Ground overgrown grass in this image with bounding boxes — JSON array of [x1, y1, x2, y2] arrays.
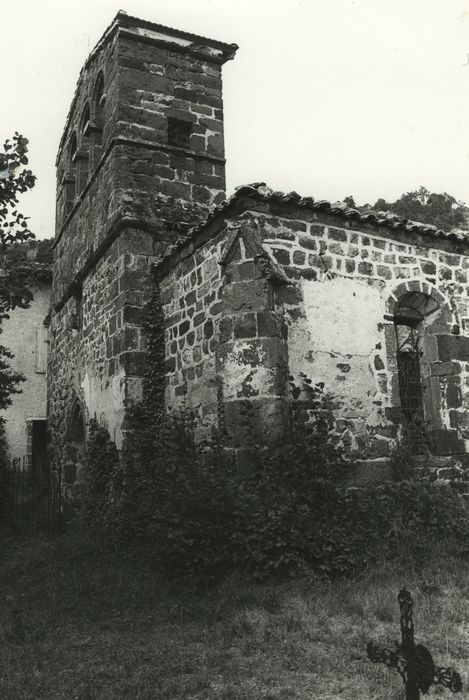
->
[[1, 531, 468, 699]]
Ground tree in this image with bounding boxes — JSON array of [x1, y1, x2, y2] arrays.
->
[[0, 134, 37, 418], [0, 133, 36, 318], [343, 195, 357, 208], [343, 186, 467, 232], [0, 342, 24, 411]]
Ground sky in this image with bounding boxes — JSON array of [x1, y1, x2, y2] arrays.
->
[[2, 0, 469, 240]]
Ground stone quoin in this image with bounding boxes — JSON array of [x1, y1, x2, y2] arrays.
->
[[47, 11, 469, 479]]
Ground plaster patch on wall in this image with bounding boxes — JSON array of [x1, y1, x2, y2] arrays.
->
[[221, 341, 269, 400], [301, 277, 384, 356], [81, 368, 126, 448], [288, 277, 385, 421]]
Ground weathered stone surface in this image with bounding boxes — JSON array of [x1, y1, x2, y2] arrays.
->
[[430, 361, 460, 376], [446, 382, 462, 409], [437, 335, 469, 362], [233, 314, 257, 338], [222, 280, 272, 313], [428, 429, 465, 455], [49, 13, 233, 457]]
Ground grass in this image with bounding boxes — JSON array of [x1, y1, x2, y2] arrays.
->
[[1, 531, 469, 699]]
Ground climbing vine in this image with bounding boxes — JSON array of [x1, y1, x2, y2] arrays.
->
[[139, 278, 166, 433]]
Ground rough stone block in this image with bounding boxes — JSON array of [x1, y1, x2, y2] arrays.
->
[[328, 228, 347, 242], [441, 253, 460, 266], [358, 261, 373, 276], [233, 313, 257, 338], [122, 305, 143, 325], [439, 267, 453, 281], [430, 361, 460, 377], [223, 279, 272, 313], [377, 265, 392, 279], [257, 310, 285, 338], [428, 429, 465, 456], [272, 248, 290, 266], [292, 250, 306, 265], [276, 284, 302, 306], [237, 260, 260, 280], [121, 350, 148, 376], [178, 320, 190, 336], [219, 316, 233, 343], [118, 270, 148, 294], [259, 337, 288, 369], [384, 324, 397, 357], [193, 312, 205, 327], [437, 335, 469, 362], [446, 382, 462, 408], [207, 133, 224, 157]]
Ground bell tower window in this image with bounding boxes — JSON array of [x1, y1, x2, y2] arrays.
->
[[167, 117, 192, 149]]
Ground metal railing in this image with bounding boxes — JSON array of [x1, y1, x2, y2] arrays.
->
[[6, 459, 64, 536]]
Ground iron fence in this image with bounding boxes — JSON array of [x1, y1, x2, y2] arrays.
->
[[6, 459, 64, 536]]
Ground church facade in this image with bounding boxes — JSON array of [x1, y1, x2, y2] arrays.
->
[[48, 12, 469, 477]]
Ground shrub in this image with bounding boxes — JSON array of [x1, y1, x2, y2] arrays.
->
[[79, 418, 119, 531], [79, 381, 469, 581]]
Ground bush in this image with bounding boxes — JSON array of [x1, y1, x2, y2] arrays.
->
[[79, 382, 469, 581], [79, 418, 119, 531]]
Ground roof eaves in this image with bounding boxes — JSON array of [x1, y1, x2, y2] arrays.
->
[[153, 182, 469, 276]]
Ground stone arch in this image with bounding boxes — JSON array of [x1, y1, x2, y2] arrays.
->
[[64, 396, 86, 485], [80, 102, 91, 134], [68, 397, 85, 445], [385, 279, 449, 319], [89, 72, 105, 164], [68, 131, 78, 167], [93, 71, 105, 120], [62, 131, 78, 217], [76, 103, 91, 192]]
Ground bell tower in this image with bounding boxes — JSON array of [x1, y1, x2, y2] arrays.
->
[[48, 13, 237, 461]]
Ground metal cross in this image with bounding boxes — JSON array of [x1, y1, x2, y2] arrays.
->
[[367, 589, 462, 699]]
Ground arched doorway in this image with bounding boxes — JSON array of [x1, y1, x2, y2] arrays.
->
[[393, 291, 441, 450], [69, 400, 85, 447], [64, 399, 86, 484]]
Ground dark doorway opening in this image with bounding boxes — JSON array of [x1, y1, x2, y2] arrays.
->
[[31, 420, 47, 474]]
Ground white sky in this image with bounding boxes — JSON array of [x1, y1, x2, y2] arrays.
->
[[2, 0, 469, 239]]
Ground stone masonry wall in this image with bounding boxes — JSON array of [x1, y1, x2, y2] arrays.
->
[[239, 206, 469, 461], [156, 201, 469, 465], [48, 228, 155, 465], [157, 220, 290, 455], [157, 230, 226, 442], [53, 18, 231, 307]]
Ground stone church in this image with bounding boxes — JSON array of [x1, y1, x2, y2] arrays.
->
[[48, 11, 469, 475]]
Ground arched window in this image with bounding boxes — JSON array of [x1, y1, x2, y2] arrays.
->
[[69, 132, 77, 165], [64, 398, 86, 485], [76, 103, 91, 191], [81, 103, 91, 135], [69, 399, 85, 447], [63, 132, 77, 216], [89, 72, 105, 164], [92, 73, 106, 130], [393, 291, 441, 450]]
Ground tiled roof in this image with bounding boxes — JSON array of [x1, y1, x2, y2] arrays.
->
[[157, 182, 469, 267]]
